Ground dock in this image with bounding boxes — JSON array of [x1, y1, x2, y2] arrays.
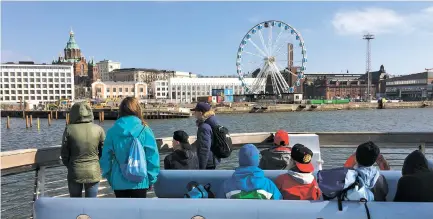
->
[[0, 108, 192, 120]]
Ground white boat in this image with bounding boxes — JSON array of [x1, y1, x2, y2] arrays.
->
[[32, 133, 433, 219]]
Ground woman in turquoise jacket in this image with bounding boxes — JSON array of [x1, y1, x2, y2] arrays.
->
[[100, 97, 160, 198]]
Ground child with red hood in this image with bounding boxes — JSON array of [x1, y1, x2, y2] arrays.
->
[[259, 130, 292, 170], [274, 143, 321, 200]]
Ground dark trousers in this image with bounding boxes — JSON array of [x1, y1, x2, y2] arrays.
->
[[114, 189, 148, 198], [68, 181, 99, 198]]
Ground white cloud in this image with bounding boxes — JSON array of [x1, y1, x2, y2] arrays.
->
[[1, 50, 34, 63], [332, 6, 433, 36]]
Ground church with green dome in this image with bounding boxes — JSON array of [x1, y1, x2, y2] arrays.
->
[[53, 29, 99, 87]]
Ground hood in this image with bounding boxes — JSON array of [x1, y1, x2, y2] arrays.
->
[[231, 166, 267, 192], [286, 170, 315, 184], [402, 150, 430, 175], [356, 166, 380, 189], [173, 149, 195, 165], [69, 102, 94, 124], [199, 111, 217, 125], [112, 116, 145, 138], [239, 144, 260, 167]]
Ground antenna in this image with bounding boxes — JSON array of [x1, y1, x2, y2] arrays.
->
[[363, 33, 375, 102]]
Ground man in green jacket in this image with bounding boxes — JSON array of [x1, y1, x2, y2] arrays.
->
[[61, 101, 105, 197]]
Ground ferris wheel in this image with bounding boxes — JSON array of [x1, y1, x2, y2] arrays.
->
[[236, 20, 307, 95]]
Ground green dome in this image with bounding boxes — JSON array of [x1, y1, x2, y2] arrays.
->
[[65, 30, 79, 50]]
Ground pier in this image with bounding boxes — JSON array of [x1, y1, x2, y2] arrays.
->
[[0, 108, 192, 120]]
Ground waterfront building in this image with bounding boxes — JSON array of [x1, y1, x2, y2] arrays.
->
[[151, 80, 169, 99], [52, 29, 97, 86], [299, 65, 388, 100], [0, 62, 74, 103], [166, 77, 257, 103], [385, 71, 433, 101], [97, 60, 121, 81], [91, 80, 147, 99]]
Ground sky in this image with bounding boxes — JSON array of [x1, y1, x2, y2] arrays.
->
[[1, 1, 433, 76]]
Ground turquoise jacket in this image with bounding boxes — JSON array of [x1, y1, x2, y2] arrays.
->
[[100, 116, 160, 190]]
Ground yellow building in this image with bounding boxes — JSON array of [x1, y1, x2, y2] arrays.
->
[[91, 80, 147, 99]]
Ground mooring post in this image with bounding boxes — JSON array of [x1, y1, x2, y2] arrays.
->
[[30, 115, 33, 127], [48, 114, 51, 126], [26, 115, 29, 129], [6, 116, 11, 129], [37, 118, 40, 130]]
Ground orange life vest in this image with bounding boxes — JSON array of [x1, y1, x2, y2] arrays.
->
[[275, 173, 321, 200], [344, 153, 390, 170]]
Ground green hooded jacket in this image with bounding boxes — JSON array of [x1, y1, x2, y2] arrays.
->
[[61, 102, 106, 183]]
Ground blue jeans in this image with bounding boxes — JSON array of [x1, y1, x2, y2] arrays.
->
[[68, 181, 99, 198]]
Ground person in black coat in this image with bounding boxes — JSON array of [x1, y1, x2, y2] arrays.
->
[[394, 150, 433, 202], [164, 130, 199, 170]]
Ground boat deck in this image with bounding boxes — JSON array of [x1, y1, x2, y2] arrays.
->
[[1, 132, 432, 219]]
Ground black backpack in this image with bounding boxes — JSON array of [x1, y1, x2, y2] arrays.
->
[[210, 125, 232, 158]]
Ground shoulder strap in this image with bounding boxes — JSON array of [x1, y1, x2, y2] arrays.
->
[[360, 198, 371, 219]]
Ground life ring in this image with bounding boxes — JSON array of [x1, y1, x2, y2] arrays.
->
[[344, 153, 390, 170]]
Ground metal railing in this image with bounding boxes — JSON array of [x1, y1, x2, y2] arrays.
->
[[1, 132, 433, 219]]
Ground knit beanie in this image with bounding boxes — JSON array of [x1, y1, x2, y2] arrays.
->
[[356, 141, 380, 167], [402, 150, 429, 175], [239, 144, 260, 167]]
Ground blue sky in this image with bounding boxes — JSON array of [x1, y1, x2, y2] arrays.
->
[[2, 1, 432, 76]]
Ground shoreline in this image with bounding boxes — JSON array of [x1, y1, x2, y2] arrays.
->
[[213, 101, 433, 114], [1, 101, 432, 119]]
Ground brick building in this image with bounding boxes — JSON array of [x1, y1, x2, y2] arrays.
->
[[300, 65, 388, 100]]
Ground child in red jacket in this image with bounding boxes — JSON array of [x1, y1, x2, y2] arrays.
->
[[274, 144, 321, 200]]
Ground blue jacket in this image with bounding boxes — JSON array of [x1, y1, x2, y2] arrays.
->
[[100, 116, 160, 190], [197, 115, 221, 169], [219, 166, 282, 200]]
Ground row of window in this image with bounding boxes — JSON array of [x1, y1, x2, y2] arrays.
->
[[2, 78, 72, 83], [170, 86, 244, 91], [2, 72, 72, 77], [386, 79, 427, 86], [1, 66, 71, 70], [1, 95, 73, 101], [1, 90, 72, 95], [97, 87, 145, 93], [1, 84, 72, 89]]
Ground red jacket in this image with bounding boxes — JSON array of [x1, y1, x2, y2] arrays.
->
[[275, 171, 321, 200]]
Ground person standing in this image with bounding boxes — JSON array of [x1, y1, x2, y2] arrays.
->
[[100, 97, 160, 198], [191, 102, 220, 170], [61, 102, 105, 198], [164, 130, 199, 170]]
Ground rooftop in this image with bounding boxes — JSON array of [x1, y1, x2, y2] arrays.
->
[[111, 68, 176, 73]]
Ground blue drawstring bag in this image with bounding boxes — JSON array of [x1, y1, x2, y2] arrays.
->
[[116, 128, 147, 183], [184, 181, 215, 198]]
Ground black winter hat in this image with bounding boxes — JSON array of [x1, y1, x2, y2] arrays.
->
[[356, 141, 380, 167], [173, 130, 189, 144], [402, 150, 429, 175]]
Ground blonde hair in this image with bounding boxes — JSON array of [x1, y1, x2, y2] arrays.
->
[[119, 97, 147, 125]]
